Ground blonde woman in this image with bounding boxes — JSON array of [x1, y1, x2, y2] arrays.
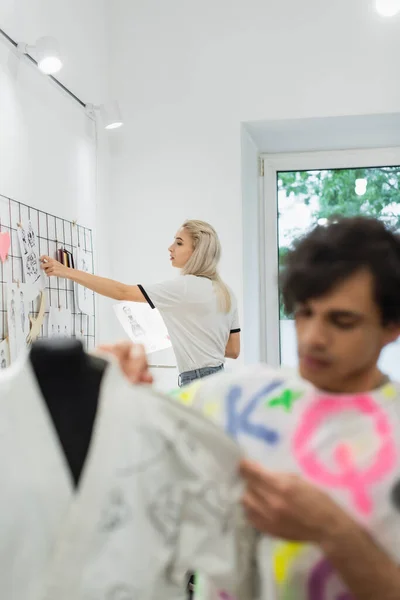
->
[[41, 220, 240, 386]]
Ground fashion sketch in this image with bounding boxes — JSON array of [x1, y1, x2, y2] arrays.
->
[[17, 221, 43, 288]]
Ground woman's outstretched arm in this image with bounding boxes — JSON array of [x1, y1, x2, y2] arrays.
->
[[40, 255, 146, 302]]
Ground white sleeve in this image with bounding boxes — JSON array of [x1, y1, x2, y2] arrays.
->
[[230, 307, 241, 333], [230, 294, 240, 333], [138, 278, 187, 311]]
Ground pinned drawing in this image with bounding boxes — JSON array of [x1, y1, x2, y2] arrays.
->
[[19, 224, 29, 255], [26, 291, 46, 345], [17, 221, 44, 289], [48, 307, 72, 339], [74, 248, 93, 315], [9, 287, 16, 341], [114, 301, 171, 354], [19, 290, 25, 332], [6, 283, 40, 362], [0, 338, 10, 369]]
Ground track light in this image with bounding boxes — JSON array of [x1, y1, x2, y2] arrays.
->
[[375, 0, 400, 16], [86, 101, 124, 130], [17, 36, 63, 75], [100, 102, 124, 130]]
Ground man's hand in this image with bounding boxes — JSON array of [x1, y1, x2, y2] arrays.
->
[[96, 341, 153, 385], [240, 459, 352, 544], [241, 460, 400, 600]]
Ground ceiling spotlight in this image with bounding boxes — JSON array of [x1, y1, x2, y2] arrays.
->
[[17, 36, 63, 75], [375, 0, 400, 17], [86, 101, 124, 130], [100, 102, 123, 130]]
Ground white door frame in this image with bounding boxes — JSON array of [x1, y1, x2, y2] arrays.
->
[[259, 146, 400, 367]]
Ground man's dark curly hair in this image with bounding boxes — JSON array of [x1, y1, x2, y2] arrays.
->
[[280, 216, 400, 325]]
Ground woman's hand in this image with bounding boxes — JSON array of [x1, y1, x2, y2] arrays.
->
[[41, 255, 71, 279], [96, 341, 153, 385]]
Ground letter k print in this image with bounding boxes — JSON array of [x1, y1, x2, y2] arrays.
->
[[226, 381, 283, 446]]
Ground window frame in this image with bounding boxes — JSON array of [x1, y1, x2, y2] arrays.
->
[[259, 147, 400, 366]]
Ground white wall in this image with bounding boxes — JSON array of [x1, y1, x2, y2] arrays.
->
[[241, 127, 260, 365], [0, 0, 114, 343], [108, 0, 400, 382]]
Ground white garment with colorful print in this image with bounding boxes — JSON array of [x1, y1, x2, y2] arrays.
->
[[171, 364, 400, 600]]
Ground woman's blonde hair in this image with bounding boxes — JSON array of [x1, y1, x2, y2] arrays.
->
[[181, 219, 232, 313]]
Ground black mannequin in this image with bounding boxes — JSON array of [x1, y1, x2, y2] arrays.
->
[[29, 339, 108, 487], [391, 480, 400, 512]]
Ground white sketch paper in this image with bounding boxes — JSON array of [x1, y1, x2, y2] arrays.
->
[[114, 301, 172, 354], [0, 338, 10, 370], [74, 248, 93, 315], [6, 283, 40, 363], [48, 307, 72, 339], [17, 221, 44, 289]]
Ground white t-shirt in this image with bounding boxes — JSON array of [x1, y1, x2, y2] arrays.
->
[[172, 364, 400, 600], [139, 275, 240, 374]]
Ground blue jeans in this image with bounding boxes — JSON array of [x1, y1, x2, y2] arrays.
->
[[178, 364, 224, 387]]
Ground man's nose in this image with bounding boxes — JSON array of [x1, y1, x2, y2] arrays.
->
[[302, 319, 328, 348]]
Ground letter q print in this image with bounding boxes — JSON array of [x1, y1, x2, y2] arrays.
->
[[292, 394, 397, 516], [308, 558, 353, 600]]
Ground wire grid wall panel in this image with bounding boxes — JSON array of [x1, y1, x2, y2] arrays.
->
[[0, 193, 96, 351]]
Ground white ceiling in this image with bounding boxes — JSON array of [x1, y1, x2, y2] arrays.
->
[[244, 112, 400, 154]]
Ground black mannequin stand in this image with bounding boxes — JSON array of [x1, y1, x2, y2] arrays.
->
[[29, 339, 108, 487]]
